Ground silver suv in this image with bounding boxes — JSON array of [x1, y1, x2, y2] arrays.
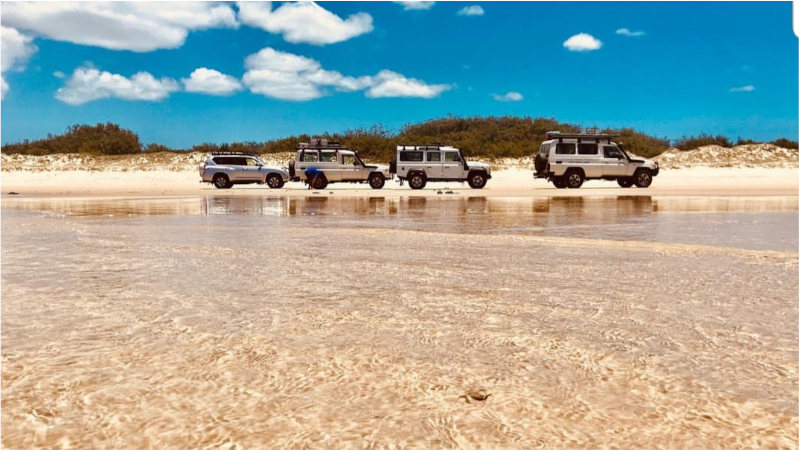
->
[[199, 153, 290, 189], [534, 132, 660, 188]]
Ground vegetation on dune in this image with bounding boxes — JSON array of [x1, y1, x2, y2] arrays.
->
[[2, 117, 797, 161]]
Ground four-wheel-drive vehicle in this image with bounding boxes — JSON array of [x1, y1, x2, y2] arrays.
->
[[288, 139, 392, 190], [389, 145, 492, 190], [199, 153, 290, 189], [533, 131, 659, 189]]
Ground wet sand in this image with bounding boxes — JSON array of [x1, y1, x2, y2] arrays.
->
[[1, 196, 798, 448]]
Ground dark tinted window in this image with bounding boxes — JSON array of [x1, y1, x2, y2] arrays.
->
[[444, 151, 461, 162], [603, 146, 623, 158], [555, 143, 576, 154], [427, 151, 441, 162], [578, 143, 598, 155], [212, 157, 229, 165], [400, 151, 423, 162]]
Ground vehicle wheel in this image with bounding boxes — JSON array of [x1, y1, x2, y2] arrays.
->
[[368, 173, 385, 189], [311, 174, 328, 190], [266, 173, 284, 189], [552, 177, 566, 189], [634, 169, 653, 188], [617, 177, 634, 188], [408, 173, 427, 190], [565, 170, 584, 189], [467, 171, 487, 189], [213, 173, 232, 189]]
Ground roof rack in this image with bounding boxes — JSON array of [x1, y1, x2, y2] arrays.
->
[[211, 151, 258, 156], [397, 143, 446, 150], [545, 131, 618, 143]]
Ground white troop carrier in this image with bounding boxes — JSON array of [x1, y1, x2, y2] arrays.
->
[[534, 131, 660, 189]]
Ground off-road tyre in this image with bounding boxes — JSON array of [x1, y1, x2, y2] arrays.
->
[[634, 169, 653, 188], [565, 170, 584, 189], [266, 173, 284, 189], [467, 171, 488, 189], [617, 177, 634, 188], [408, 173, 427, 190], [368, 173, 386, 189], [213, 173, 232, 189]]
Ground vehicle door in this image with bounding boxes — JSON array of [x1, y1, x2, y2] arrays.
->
[[340, 153, 360, 180], [227, 157, 249, 181], [319, 150, 341, 181], [577, 142, 601, 177], [601, 145, 628, 176], [442, 150, 465, 180], [297, 150, 319, 179], [425, 150, 443, 178], [244, 157, 264, 181], [398, 150, 424, 177]]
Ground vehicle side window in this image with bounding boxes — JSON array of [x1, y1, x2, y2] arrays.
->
[[578, 143, 598, 155], [427, 151, 441, 162], [232, 157, 248, 166], [555, 143, 576, 154], [400, 151, 423, 162], [603, 146, 623, 158], [302, 151, 319, 162], [342, 154, 355, 165], [321, 150, 337, 162], [212, 157, 227, 165], [444, 151, 461, 162], [246, 158, 260, 166]]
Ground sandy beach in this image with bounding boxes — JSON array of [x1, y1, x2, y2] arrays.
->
[[1, 167, 798, 198]]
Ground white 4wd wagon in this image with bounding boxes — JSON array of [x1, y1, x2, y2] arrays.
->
[[534, 132, 659, 189], [288, 139, 392, 190], [389, 145, 492, 190]]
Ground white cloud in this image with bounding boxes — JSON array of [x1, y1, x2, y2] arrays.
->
[[492, 91, 523, 102], [1, 2, 237, 52], [237, 1, 372, 45], [53, 70, 66, 79], [182, 68, 242, 95], [729, 85, 755, 93], [563, 33, 602, 51], [56, 67, 179, 105], [366, 70, 451, 98], [242, 47, 450, 101], [457, 5, 485, 16], [395, 1, 435, 10], [616, 28, 645, 37], [1, 26, 37, 98]]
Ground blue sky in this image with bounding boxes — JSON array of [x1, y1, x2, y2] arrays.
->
[[1, 1, 797, 148]]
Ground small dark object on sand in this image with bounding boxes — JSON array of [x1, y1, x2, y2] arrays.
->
[[461, 389, 492, 403], [8, 192, 19, 195], [437, 190, 443, 194]]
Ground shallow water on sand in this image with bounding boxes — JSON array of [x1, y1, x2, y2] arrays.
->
[[2, 195, 798, 448], [4, 195, 798, 251]]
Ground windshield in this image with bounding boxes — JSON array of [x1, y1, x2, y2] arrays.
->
[[353, 153, 366, 167], [616, 144, 632, 160]]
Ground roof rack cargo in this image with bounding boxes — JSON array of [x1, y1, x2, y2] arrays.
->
[[298, 138, 344, 149]]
